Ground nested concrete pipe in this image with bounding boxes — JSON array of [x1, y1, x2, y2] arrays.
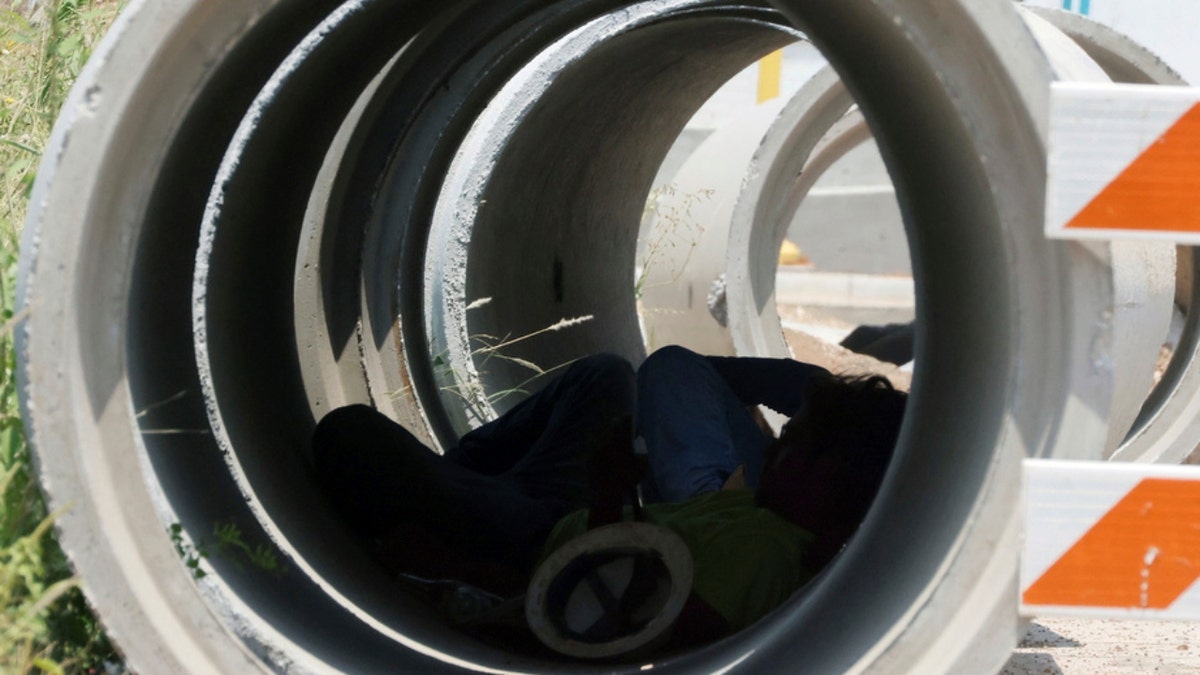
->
[[726, 9, 1175, 458], [420, 2, 798, 434], [1028, 8, 1200, 465], [645, 8, 1181, 460], [636, 97, 788, 357], [17, 0, 1127, 672], [1015, 6, 1176, 457]]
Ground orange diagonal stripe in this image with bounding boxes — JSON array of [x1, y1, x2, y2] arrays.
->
[[1066, 103, 1200, 233], [1023, 478, 1200, 609]]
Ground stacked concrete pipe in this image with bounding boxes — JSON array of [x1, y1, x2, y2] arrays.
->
[[14, 0, 1153, 672], [1026, 7, 1200, 465], [637, 96, 788, 357], [646, 7, 1187, 461]]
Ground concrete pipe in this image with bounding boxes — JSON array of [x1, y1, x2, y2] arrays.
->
[[636, 97, 788, 357], [635, 66, 901, 361], [635, 17, 1183, 461], [17, 0, 1122, 673], [721, 7, 1176, 458], [1027, 8, 1200, 465], [419, 2, 798, 435]]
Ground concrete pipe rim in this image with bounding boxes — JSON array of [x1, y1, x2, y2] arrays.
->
[[17, 0, 1111, 672], [422, 1, 801, 434], [723, 64, 864, 361]]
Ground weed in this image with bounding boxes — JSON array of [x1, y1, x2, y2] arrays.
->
[[634, 183, 714, 299], [0, 1, 124, 671], [170, 521, 289, 582], [213, 522, 286, 577], [169, 523, 208, 581], [412, 302, 595, 422]]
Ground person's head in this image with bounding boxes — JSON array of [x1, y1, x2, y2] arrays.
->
[[756, 373, 907, 566]]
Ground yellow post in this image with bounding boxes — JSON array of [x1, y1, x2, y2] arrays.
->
[[757, 49, 783, 104]]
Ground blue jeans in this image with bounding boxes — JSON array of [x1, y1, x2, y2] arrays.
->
[[313, 353, 636, 572], [637, 345, 827, 503], [314, 348, 824, 568]]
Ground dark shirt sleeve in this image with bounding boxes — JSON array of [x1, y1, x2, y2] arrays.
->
[[703, 356, 830, 417]]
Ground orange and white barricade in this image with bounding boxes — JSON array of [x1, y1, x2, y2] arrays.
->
[[1022, 459, 1200, 619], [1046, 81, 1200, 243], [1027, 80, 1200, 620]]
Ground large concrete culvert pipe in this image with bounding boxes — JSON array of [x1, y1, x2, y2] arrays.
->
[[649, 4, 1196, 466], [732, 6, 1179, 460], [16, 0, 1126, 672], [1026, 7, 1200, 465]]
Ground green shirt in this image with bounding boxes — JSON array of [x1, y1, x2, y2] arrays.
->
[[539, 489, 815, 632]]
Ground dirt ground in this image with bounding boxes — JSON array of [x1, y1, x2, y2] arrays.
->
[[777, 304, 912, 391]]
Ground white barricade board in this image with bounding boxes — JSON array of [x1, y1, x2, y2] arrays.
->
[[1046, 81, 1200, 243], [1022, 459, 1200, 620]]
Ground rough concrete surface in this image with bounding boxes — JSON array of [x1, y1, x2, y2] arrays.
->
[[1003, 619, 1200, 674]]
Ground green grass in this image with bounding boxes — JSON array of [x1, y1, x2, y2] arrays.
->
[[0, 1, 124, 672]]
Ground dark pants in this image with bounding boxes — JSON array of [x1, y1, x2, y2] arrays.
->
[[637, 346, 772, 501], [313, 353, 635, 572], [637, 345, 827, 502]]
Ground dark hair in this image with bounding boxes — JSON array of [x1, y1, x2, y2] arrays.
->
[[756, 373, 907, 565]]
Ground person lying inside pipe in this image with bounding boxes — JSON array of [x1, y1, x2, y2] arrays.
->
[[312, 346, 907, 650]]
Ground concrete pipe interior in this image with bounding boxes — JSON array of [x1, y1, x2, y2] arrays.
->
[[18, 0, 1112, 672], [635, 61, 916, 371], [776, 117, 913, 332], [725, 7, 1181, 460]]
